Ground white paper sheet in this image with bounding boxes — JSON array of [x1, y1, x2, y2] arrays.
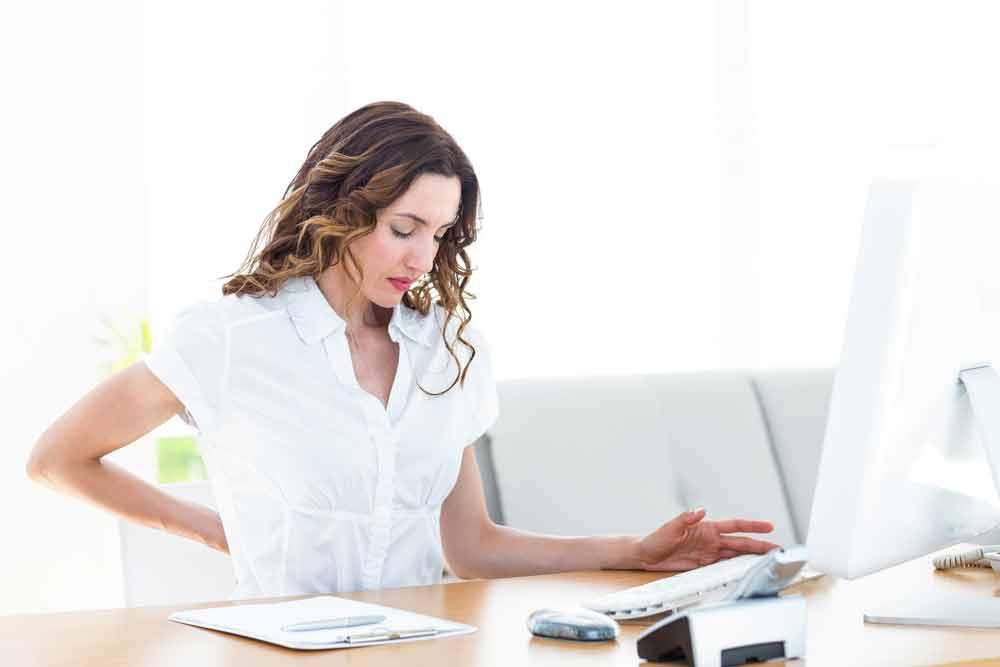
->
[[168, 595, 477, 650]]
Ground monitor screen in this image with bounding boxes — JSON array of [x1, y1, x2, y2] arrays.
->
[[807, 179, 1000, 579]]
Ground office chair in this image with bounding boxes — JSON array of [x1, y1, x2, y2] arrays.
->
[[117, 480, 236, 607]]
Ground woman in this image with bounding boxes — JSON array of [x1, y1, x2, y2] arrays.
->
[[27, 101, 778, 599]]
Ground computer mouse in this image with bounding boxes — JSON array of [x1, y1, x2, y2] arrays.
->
[[526, 606, 620, 641]]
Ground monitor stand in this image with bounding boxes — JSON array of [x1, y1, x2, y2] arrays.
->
[[864, 363, 1000, 628]]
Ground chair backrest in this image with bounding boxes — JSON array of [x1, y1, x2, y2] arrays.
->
[[486, 369, 835, 549], [748, 368, 835, 541], [118, 480, 236, 607]]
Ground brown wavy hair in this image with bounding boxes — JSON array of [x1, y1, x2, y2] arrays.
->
[[221, 101, 483, 396]]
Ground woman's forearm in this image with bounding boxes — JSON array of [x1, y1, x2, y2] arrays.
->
[[30, 458, 228, 553], [454, 523, 645, 579]]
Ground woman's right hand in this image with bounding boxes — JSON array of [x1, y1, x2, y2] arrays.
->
[[634, 508, 778, 571], [204, 513, 230, 555], [179, 498, 230, 555]]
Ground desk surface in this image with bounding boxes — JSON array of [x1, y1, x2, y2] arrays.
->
[[6, 550, 1000, 667]]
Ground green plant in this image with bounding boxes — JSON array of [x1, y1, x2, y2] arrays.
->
[[94, 312, 153, 375], [94, 310, 208, 483], [156, 436, 208, 483]]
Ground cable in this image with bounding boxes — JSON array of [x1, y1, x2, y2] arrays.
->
[[933, 545, 1000, 570]]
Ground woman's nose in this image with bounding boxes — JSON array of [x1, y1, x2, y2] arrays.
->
[[407, 237, 437, 274]]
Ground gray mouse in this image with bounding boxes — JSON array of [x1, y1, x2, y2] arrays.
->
[[527, 606, 620, 641]]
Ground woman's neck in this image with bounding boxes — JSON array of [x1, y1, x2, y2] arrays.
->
[[315, 267, 389, 334]]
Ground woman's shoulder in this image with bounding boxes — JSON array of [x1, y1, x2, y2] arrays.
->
[[170, 287, 289, 336]]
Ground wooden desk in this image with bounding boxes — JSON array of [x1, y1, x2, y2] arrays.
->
[[5, 550, 1000, 666]]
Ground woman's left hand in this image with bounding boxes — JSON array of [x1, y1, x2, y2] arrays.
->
[[634, 508, 779, 572]]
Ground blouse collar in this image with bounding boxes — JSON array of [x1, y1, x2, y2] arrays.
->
[[284, 275, 436, 347]]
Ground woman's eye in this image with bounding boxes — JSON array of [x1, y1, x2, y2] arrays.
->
[[392, 227, 445, 243]]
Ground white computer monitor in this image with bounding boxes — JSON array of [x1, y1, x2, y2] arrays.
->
[[807, 178, 1000, 585]]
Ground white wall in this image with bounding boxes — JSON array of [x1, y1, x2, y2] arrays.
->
[[8, 0, 1000, 616], [748, 0, 1000, 368], [2, 0, 145, 614]]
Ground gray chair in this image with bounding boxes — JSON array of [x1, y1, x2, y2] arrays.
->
[[485, 369, 834, 546]]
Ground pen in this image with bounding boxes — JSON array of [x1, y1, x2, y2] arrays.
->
[[282, 614, 387, 632], [345, 627, 439, 643]]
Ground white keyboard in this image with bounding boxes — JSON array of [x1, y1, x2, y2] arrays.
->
[[584, 554, 765, 620]]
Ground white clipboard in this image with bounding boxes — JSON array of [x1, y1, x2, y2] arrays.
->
[[168, 595, 477, 650]]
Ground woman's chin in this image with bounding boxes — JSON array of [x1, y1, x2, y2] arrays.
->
[[370, 291, 404, 310]]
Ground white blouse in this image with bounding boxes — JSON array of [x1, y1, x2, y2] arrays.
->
[[143, 275, 499, 600]]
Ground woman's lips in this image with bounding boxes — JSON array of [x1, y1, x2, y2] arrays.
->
[[387, 278, 412, 292]]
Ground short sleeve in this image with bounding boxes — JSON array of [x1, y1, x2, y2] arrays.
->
[[142, 300, 228, 433], [457, 329, 500, 446]]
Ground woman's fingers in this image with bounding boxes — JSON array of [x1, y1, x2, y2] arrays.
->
[[712, 519, 774, 534], [719, 535, 780, 554], [682, 508, 706, 524], [639, 509, 709, 564]]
